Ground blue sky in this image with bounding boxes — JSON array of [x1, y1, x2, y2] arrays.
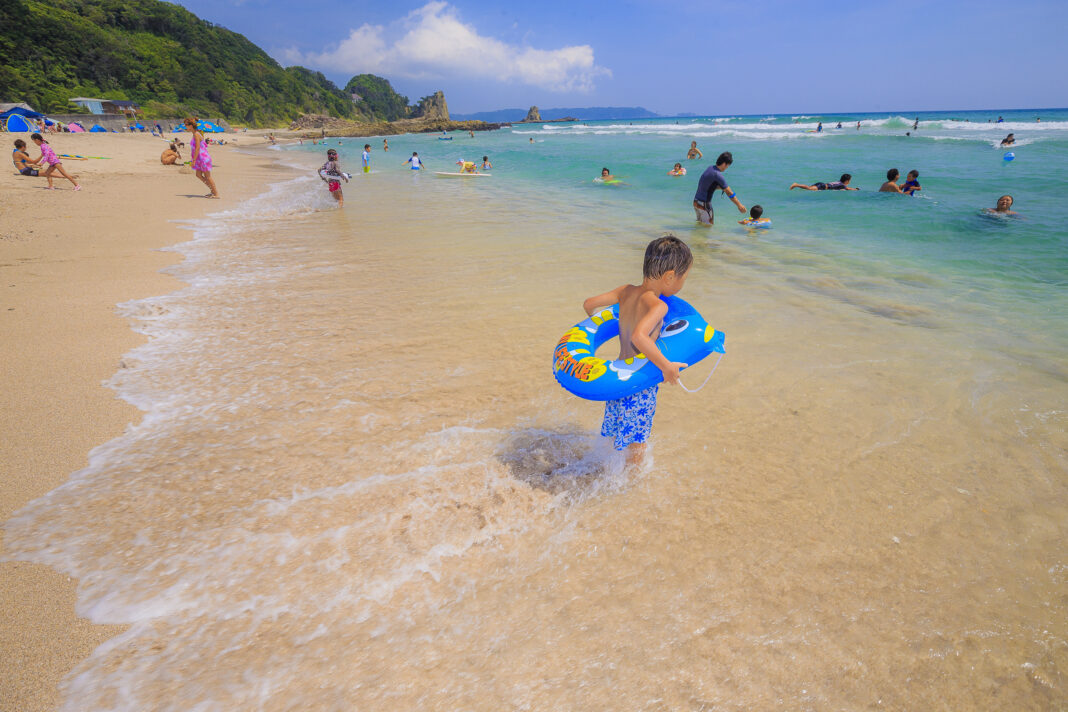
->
[[171, 0, 1066, 115]]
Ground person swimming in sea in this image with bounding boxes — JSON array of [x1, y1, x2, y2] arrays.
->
[[985, 194, 1018, 215], [1000, 133, 1015, 146], [901, 170, 921, 196], [668, 162, 686, 176], [686, 141, 703, 160], [597, 167, 623, 184], [738, 204, 771, 228], [789, 173, 859, 191], [879, 168, 904, 193]]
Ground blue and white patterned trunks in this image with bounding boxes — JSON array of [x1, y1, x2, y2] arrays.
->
[[601, 385, 659, 451]]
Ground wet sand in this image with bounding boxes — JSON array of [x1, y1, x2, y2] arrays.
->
[[0, 132, 292, 711]]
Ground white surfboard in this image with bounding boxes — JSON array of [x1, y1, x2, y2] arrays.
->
[[433, 172, 490, 178]]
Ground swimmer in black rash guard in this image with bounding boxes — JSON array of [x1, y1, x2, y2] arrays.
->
[[789, 173, 859, 191]]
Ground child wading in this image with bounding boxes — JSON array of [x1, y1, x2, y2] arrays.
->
[[582, 236, 693, 465], [319, 148, 349, 207], [30, 134, 79, 190]]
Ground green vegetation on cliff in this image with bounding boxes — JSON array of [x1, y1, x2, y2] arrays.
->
[[0, 0, 356, 125], [344, 74, 410, 122]]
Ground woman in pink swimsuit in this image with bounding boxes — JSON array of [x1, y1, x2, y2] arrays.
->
[[184, 117, 219, 198], [30, 133, 80, 190]]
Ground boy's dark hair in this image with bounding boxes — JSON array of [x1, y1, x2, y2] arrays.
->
[[643, 235, 693, 280], [750, 205, 763, 219], [482, 155, 488, 161], [412, 151, 418, 156], [907, 169, 919, 178], [31, 132, 43, 141], [364, 144, 370, 149], [602, 167, 610, 173], [14, 139, 26, 149], [887, 168, 899, 181], [327, 148, 337, 156], [715, 151, 733, 166], [840, 173, 851, 183]]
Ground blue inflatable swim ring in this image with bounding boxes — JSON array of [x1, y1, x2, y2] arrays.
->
[[1003, 152, 1015, 161], [553, 296, 725, 401]]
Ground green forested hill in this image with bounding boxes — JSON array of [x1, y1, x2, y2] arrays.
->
[[0, 0, 357, 125], [344, 74, 410, 122]]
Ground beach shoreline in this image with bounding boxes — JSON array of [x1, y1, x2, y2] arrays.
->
[[0, 132, 293, 711]]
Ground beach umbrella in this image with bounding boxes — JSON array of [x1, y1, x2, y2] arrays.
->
[[5, 114, 31, 132], [89, 125, 106, 132], [69, 122, 85, 133]]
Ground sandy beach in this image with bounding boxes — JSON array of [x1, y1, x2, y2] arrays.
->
[[0, 131, 291, 711]]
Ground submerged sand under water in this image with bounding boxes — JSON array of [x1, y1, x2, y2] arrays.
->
[[5, 165, 1066, 710]]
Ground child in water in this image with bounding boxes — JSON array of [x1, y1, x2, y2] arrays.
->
[[481, 155, 492, 170], [318, 148, 348, 207], [406, 152, 424, 170], [739, 204, 771, 228], [582, 236, 693, 465], [668, 162, 686, 176], [902, 170, 921, 196], [361, 144, 371, 173]]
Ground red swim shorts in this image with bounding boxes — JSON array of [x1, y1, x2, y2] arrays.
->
[[328, 180, 341, 192]]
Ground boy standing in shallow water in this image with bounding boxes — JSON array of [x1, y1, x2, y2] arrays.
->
[[582, 236, 693, 465], [319, 148, 348, 207]]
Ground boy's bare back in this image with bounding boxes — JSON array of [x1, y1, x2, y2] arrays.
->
[[615, 284, 666, 360]]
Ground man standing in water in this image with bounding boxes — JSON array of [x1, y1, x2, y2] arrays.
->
[[692, 151, 746, 225]]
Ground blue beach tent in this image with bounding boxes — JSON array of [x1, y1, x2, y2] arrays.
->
[[5, 114, 32, 132], [90, 124, 107, 132], [0, 106, 46, 122]]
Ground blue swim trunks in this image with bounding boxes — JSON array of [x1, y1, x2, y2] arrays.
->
[[601, 385, 659, 451]]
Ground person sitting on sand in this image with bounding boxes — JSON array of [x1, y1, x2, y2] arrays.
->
[[789, 173, 858, 191], [986, 194, 1018, 215], [12, 139, 41, 176], [161, 143, 181, 165], [668, 162, 686, 176], [686, 141, 703, 160], [1000, 133, 1015, 146], [901, 170, 921, 196], [30, 133, 79, 190], [879, 168, 904, 193]]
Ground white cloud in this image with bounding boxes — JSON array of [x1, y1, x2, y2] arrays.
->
[[282, 2, 610, 92]]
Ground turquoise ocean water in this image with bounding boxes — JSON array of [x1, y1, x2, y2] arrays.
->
[[314, 107, 1067, 365]]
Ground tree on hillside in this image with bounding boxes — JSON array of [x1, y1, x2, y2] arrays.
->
[[344, 74, 410, 121]]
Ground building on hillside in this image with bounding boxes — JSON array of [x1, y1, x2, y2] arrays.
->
[[70, 97, 142, 116], [0, 102, 35, 113]]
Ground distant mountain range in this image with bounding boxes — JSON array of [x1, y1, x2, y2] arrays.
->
[[451, 106, 662, 122]]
